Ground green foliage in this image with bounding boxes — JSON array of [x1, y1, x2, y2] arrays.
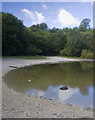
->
[[2, 12, 26, 56], [59, 49, 65, 56], [25, 44, 43, 55], [79, 18, 91, 31], [59, 49, 72, 56], [3, 56, 46, 60], [81, 49, 93, 59], [30, 23, 48, 31], [2, 12, 94, 58]]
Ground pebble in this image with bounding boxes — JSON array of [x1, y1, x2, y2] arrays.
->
[[28, 80, 32, 82], [56, 114, 62, 117], [49, 99, 52, 100], [4, 109, 7, 112], [73, 115, 77, 118], [19, 94, 22, 96], [54, 115, 57, 118], [11, 108, 14, 111], [37, 112, 40, 114], [52, 113, 57, 115], [24, 112, 28, 117]]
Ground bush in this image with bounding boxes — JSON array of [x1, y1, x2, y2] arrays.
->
[[81, 49, 93, 59], [26, 44, 43, 55], [59, 48, 73, 56], [59, 49, 66, 56]]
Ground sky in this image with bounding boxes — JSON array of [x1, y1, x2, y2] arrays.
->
[[2, 2, 93, 29]]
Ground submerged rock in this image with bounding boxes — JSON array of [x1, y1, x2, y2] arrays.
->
[[28, 80, 32, 82], [60, 86, 68, 90]]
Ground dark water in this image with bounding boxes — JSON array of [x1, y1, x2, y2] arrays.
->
[[4, 61, 94, 108]]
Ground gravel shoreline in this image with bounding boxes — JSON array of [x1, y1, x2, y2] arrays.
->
[[2, 57, 94, 118]]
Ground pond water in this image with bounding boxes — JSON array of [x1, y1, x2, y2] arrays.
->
[[4, 61, 94, 109]]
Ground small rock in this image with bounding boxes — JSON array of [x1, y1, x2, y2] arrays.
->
[[38, 104, 41, 106], [28, 80, 32, 82], [24, 112, 27, 116], [11, 108, 14, 111], [60, 86, 68, 90], [4, 109, 7, 112], [54, 116, 57, 118], [49, 99, 52, 100], [24, 112, 30, 117], [52, 113, 57, 115], [37, 112, 40, 114], [19, 93, 22, 96], [73, 115, 77, 118]]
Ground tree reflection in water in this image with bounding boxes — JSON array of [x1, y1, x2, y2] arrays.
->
[[4, 62, 93, 96]]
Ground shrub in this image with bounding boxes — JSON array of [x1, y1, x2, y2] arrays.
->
[[60, 49, 66, 56], [81, 49, 93, 59], [59, 48, 73, 56]]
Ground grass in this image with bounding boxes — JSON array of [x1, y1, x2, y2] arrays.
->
[[3, 56, 47, 60], [61, 56, 83, 59]]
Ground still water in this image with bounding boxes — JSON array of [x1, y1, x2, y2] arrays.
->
[[4, 62, 94, 108]]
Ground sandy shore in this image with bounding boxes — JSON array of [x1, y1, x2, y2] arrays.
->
[[2, 57, 94, 118]]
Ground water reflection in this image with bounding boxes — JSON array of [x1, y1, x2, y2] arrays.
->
[[25, 85, 77, 102], [4, 62, 93, 96], [3, 61, 94, 108]]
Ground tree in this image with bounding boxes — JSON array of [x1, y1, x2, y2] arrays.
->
[[2, 12, 26, 56], [39, 23, 48, 30], [2, 12, 93, 58], [30, 23, 48, 31], [79, 18, 91, 31]]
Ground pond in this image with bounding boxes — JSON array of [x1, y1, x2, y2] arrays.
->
[[3, 61, 94, 109]]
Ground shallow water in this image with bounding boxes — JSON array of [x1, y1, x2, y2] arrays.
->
[[4, 61, 94, 108]]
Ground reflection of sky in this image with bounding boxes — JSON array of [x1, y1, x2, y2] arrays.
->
[[25, 85, 93, 109], [65, 86, 93, 108], [58, 87, 78, 102]]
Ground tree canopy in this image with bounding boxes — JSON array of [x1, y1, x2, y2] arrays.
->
[[2, 12, 94, 58]]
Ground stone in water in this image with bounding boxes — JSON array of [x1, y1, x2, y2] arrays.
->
[[28, 80, 32, 82]]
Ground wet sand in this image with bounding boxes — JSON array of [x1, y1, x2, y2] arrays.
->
[[2, 57, 94, 118]]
